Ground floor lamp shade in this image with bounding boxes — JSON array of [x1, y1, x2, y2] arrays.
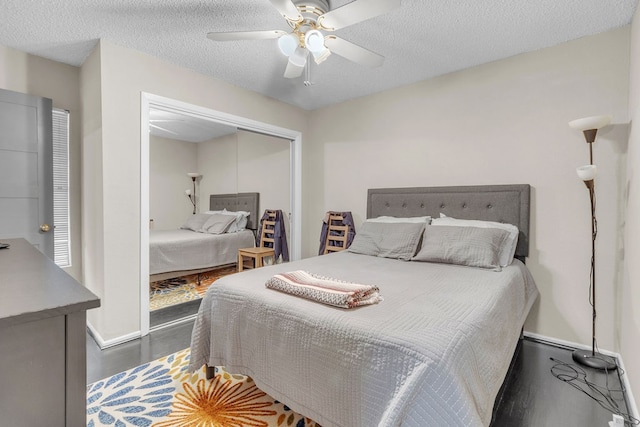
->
[[568, 115, 612, 132], [576, 164, 597, 182]]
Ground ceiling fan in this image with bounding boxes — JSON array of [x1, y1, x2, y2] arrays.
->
[[207, 0, 401, 79]]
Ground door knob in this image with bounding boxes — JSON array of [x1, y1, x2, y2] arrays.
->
[[40, 224, 51, 232]]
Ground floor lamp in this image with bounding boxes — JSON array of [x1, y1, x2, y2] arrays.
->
[[568, 115, 616, 371]]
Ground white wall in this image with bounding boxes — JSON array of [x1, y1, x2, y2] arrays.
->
[[148, 129, 291, 233], [622, 5, 640, 412], [236, 131, 291, 215], [197, 133, 238, 196], [305, 28, 630, 354], [0, 44, 83, 281], [149, 135, 197, 229], [83, 40, 307, 343], [197, 130, 291, 230], [80, 44, 106, 336]]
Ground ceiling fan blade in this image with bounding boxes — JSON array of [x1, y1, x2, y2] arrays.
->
[[284, 59, 305, 79], [318, 0, 401, 31], [324, 36, 384, 68], [268, 0, 303, 23], [207, 30, 286, 41]]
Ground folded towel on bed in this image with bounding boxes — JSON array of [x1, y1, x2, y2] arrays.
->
[[265, 270, 381, 308]]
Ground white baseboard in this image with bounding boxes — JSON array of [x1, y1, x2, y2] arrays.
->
[[86, 321, 141, 349], [148, 313, 197, 333], [524, 331, 619, 356], [524, 331, 639, 420]]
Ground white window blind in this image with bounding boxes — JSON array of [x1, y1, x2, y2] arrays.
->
[[52, 108, 71, 267]]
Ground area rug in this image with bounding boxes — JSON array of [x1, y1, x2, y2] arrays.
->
[[149, 266, 237, 311], [86, 348, 321, 427]]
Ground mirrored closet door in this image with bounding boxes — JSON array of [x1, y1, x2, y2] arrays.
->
[[145, 100, 294, 331]]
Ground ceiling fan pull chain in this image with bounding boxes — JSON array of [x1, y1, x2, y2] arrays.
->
[[304, 62, 313, 87]]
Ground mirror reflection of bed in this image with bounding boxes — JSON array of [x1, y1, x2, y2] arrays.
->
[[149, 193, 259, 327], [148, 112, 291, 328]]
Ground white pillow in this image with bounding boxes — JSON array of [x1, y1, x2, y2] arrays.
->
[[205, 209, 250, 233], [228, 209, 249, 231], [199, 213, 236, 234], [431, 214, 519, 267], [180, 213, 213, 232], [367, 215, 431, 224]]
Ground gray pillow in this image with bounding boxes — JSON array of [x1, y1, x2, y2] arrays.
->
[[180, 213, 212, 232], [412, 225, 511, 269], [347, 221, 425, 261], [200, 213, 236, 234]]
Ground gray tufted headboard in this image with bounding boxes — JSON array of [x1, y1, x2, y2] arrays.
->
[[367, 184, 531, 259], [209, 192, 260, 230]]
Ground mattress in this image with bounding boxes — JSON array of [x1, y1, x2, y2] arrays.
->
[[149, 229, 255, 275], [189, 251, 539, 427]]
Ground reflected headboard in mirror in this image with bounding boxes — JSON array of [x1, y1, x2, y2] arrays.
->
[[209, 192, 260, 230], [367, 184, 531, 260]]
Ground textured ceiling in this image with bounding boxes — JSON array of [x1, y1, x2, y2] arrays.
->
[[0, 0, 637, 110]]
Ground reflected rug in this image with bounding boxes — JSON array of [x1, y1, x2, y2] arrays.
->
[[86, 348, 321, 427], [149, 266, 237, 311]]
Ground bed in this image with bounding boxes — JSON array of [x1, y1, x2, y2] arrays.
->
[[149, 193, 259, 280], [189, 184, 539, 427]]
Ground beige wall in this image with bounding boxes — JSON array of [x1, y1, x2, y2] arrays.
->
[[149, 135, 197, 229], [0, 44, 83, 281], [236, 131, 291, 215], [198, 133, 238, 197], [150, 130, 291, 231], [622, 5, 640, 411], [197, 130, 291, 241], [306, 28, 630, 356], [79, 45, 105, 334], [149, 130, 291, 230], [198, 130, 291, 215], [85, 39, 307, 342]]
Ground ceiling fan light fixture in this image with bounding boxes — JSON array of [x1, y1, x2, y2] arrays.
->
[[278, 33, 299, 56], [312, 47, 331, 64], [290, 46, 308, 67], [304, 29, 325, 53]]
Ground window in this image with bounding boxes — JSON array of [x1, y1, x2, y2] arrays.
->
[[52, 109, 71, 267]]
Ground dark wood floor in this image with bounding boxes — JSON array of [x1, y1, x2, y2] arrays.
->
[[86, 321, 193, 384], [492, 338, 629, 426], [87, 324, 631, 426]]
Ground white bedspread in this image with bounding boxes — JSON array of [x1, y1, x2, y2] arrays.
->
[[149, 229, 255, 275], [189, 251, 538, 427]]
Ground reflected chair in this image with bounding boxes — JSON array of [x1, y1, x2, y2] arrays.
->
[[237, 210, 276, 271]]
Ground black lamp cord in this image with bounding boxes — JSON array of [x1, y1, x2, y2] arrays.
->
[[550, 356, 639, 425]]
